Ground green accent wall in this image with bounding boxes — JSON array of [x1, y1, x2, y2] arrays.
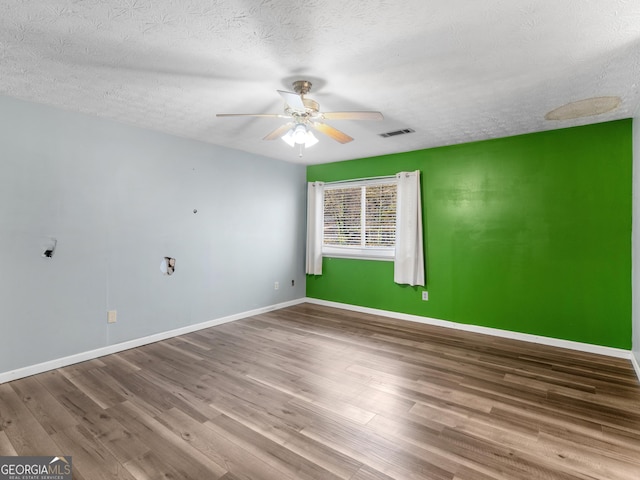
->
[[307, 120, 632, 349]]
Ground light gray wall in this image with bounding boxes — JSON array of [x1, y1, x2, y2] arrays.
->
[[0, 96, 306, 373], [633, 118, 640, 372]]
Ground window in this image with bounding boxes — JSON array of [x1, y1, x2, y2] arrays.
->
[[322, 178, 397, 260]]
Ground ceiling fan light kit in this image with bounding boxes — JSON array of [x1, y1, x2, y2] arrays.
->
[[217, 80, 383, 154], [282, 124, 318, 148]]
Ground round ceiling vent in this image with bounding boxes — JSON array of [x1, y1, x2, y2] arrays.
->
[[545, 96, 621, 121]]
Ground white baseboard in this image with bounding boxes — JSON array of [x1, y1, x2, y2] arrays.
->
[[0, 298, 306, 385], [632, 352, 640, 382], [5, 297, 638, 385], [305, 298, 635, 362]]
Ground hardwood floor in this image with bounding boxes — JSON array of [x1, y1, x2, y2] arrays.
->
[[1, 303, 640, 479]]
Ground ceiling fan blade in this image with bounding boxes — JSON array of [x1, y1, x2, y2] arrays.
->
[[322, 111, 384, 121], [216, 113, 286, 118], [263, 123, 294, 140], [277, 90, 305, 111], [311, 123, 354, 144]]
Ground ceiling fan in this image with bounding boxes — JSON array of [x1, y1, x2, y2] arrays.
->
[[216, 80, 383, 150]]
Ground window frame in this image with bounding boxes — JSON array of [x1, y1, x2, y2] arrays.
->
[[322, 177, 397, 261]]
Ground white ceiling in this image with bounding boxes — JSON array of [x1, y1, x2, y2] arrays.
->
[[1, 1, 639, 165]]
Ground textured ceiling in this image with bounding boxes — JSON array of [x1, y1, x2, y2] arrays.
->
[[1, 1, 639, 164]]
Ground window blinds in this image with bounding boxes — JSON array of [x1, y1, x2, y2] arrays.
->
[[323, 182, 397, 248]]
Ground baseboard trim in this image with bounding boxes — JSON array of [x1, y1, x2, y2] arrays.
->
[[5, 297, 637, 385], [631, 352, 640, 382], [305, 298, 635, 362], [0, 298, 306, 385]]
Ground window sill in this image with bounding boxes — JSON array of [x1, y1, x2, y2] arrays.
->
[[322, 247, 394, 262]]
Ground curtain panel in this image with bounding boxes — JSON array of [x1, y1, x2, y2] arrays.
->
[[394, 170, 425, 286], [305, 181, 324, 275]]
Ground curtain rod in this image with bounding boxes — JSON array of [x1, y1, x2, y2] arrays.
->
[[324, 174, 396, 185]]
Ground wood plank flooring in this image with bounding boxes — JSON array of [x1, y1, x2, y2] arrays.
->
[[1, 303, 640, 479]]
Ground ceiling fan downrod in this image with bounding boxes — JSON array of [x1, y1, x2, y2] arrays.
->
[[292, 80, 312, 96]]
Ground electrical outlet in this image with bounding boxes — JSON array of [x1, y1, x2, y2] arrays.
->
[[274, 281, 279, 290], [421, 291, 429, 301], [291, 279, 295, 287], [107, 310, 117, 324]]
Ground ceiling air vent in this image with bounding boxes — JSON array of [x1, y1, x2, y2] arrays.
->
[[379, 128, 415, 138]]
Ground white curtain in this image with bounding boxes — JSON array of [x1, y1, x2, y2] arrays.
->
[[306, 181, 324, 275], [394, 171, 425, 286]]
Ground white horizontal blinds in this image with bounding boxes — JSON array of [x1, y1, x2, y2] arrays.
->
[[323, 186, 362, 246], [365, 183, 396, 247], [323, 179, 397, 251]]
